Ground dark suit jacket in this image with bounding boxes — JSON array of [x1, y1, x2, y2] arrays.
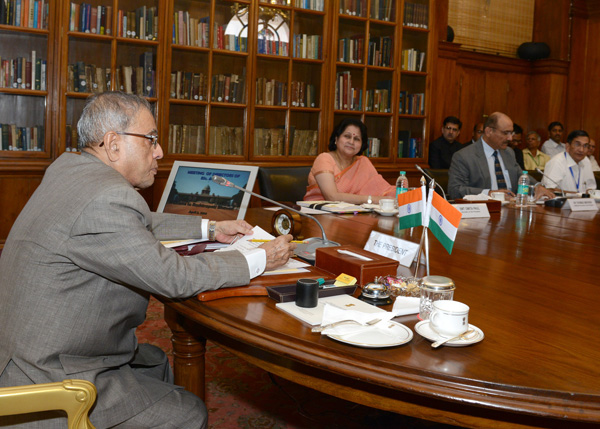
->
[[428, 136, 462, 169], [0, 152, 250, 427], [448, 139, 534, 199]]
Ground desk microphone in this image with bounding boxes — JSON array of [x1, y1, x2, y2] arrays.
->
[[211, 175, 339, 262], [535, 168, 567, 207], [415, 164, 447, 200]]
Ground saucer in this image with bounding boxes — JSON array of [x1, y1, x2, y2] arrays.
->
[[327, 320, 413, 348], [374, 208, 398, 216], [415, 320, 484, 347]]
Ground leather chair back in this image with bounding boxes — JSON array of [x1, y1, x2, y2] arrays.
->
[[258, 166, 311, 204]]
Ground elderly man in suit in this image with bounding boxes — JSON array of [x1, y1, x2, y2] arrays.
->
[[0, 91, 295, 428], [448, 112, 554, 201]]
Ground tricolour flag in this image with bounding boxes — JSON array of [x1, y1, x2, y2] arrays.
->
[[428, 192, 462, 254], [397, 188, 423, 229]]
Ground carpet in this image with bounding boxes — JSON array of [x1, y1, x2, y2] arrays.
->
[[137, 297, 462, 429]]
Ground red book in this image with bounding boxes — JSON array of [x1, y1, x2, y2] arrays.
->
[[105, 6, 112, 35], [90, 6, 97, 33]]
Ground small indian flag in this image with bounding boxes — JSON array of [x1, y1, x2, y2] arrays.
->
[[428, 192, 462, 254], [397, 188, 423, 229]]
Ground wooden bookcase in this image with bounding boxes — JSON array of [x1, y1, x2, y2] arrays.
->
[[1, 0, 433, 170], [0, 1, 56, 159]]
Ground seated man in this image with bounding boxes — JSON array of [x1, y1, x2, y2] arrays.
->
[[523, 131, 551, 171], [0, 91, 295, 429], [428, 116, 463, 169], [509, 123, 525, 170], [587, 138, 600, 172], [541, 121, 566, 158], [448, 112, 554, 201], [543, 130, 597, 193]]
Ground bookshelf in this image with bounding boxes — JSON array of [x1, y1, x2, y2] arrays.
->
[[1, 0, 433, 171], [0, 1, 55, 157], [330, 0, 432, 163]]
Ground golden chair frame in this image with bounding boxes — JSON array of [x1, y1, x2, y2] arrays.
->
[[0, 379, 96, 429]]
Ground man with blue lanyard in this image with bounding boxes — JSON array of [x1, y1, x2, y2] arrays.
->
[[543, 130, 597, 193]]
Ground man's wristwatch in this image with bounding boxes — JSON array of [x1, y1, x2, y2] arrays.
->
[[367, 195, 372, 204], [208, 221, 217, 241]]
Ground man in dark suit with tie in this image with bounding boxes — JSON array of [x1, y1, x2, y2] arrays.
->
[[0, 91, 295, 428], [448, 112, 554, 200]]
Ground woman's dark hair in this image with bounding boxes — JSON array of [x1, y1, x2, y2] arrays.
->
[[328, 118, 369, 153]]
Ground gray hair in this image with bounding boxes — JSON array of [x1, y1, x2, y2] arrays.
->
[[77, 91, 153, 149], [526, 131, 540, 141]]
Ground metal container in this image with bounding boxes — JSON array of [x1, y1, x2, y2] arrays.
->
[[419, 275, 455, 320]]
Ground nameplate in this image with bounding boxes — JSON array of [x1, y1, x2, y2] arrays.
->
[[562, 198, 599, 211], [364, 231, 419, 267], [453, 203, 490, 218]]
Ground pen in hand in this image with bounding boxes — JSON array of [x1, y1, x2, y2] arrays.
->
[[249, 239, 307, 243]]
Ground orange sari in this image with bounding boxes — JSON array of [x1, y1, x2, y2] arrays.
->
[[304, 152, 395, 201]]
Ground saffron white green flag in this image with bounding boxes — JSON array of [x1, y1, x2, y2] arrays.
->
[[428, 192, 462, 254], [397, 188, 423, 229]]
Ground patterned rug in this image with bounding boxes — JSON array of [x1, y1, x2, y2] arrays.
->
[[137, 297, 461, 429]]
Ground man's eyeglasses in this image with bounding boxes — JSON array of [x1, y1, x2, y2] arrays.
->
[[491, 128, 515, 137], [116, 131, 159, 147]]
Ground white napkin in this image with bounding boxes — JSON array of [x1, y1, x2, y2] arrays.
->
[[319, 297, 420, 336], [391, 297, 420, 316]]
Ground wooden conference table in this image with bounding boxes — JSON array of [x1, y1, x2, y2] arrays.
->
[[162, 204, 600, 428]]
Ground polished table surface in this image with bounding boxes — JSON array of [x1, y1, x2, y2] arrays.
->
[[163, 204, 600, 429]]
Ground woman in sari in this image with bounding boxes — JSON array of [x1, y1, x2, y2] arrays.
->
[[304, 118, 395, 203]]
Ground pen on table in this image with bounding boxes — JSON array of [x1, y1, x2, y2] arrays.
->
[[248, 239, 307, 243]]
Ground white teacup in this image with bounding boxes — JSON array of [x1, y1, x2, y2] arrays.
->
[[489, 191, 505, 202], [379, 198, 395, 211], [429, 300, 469, 337]]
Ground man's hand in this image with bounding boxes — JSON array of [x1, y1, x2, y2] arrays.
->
[[260, 235, 297, 271], [214, 220, 254, 243], [534, 185, 556, 201]]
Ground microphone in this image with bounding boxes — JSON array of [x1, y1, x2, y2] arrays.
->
[[535, 168, 565, 197], [415, 164, 447, 200], [211, 175, 339, 262]]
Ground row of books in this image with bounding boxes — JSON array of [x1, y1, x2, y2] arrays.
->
[[67, 52, 154, 96], [168, 124, 205, 154], [116, 7, 158, 40], [256, 78, 287, 107], [399, 91, 425, 115], [290, 129, 318, 156], [66, 63, 109, 93], [173, 11, 208, 47], [169, 70, 207, 101], [294, 0, 324, 11], [211, 72, 246, 104], [339, 0, 367, 16], [68, 3, 112, 35], [397, 133, 421, 158], [0, 0, 49, 29], [366, 137, 381, 157], [213, 25, 248, 52], [365, 88, 389, 112], [209, 125, 243, 155], [401, 48, 426, 72], [292, 34, 322, 60], [370, 0, 393, 21], [335, 71, 362, 111], [367, 36, 393, 67], [0, 123, 44, 151], [1, 51, 47, 91], [257, 36, 289, 56], [290, 80, 316, 108], [404, 2, 428, 28], [254, 127, 285, 156], [338, 35, 364, 64]]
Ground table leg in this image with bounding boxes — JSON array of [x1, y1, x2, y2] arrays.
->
[[164, 304, 207, 400]]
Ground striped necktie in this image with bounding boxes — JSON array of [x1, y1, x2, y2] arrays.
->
[[493, 151, 507, 189]]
